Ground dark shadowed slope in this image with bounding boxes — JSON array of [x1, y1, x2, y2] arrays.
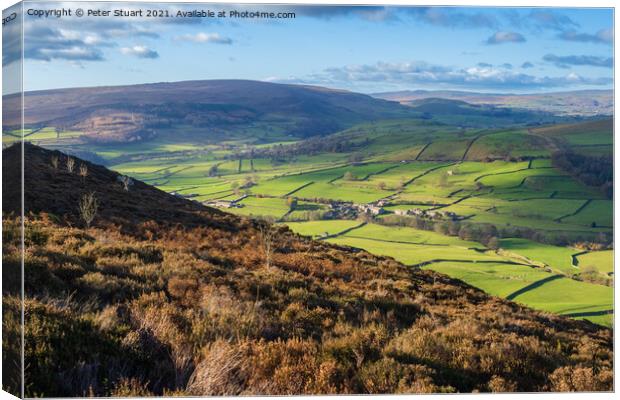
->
[[2, 143, 613, 397], [3, 142, 237, 230]]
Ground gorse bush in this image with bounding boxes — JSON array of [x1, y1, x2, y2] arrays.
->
[[3, 213, 613, 396]]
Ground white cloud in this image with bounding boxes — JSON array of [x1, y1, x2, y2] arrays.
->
[[279, 60, 612, 90], [486, 31, 526, 45], [175, 33, 233, 45], [120, 45, 159, 59]]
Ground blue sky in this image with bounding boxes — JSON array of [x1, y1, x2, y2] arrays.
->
[[2, 2, 614, 94]]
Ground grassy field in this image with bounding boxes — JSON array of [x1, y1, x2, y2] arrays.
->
[[562, 200, 613, 228], [466, 130, 550, 160], [424, 261, 613, 326], [327, 236, 509, 265], [498, 238, 577, 274], [286, 219, 362, 238], [25, 118, 614, 326], [228, 196, 291, 219], [576, 250, 614, 274]]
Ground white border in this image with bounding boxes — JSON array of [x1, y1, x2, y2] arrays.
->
[[0, 1, 617, 399]]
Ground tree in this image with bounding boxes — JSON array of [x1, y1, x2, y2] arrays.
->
[[119, 175, 133, 191], [258, 224, 275, 268], [231, 182, 240, 195], [343, 171, 355, 181], [78, 192, 98, 228], [286, 197, 298, 210], [207, 165, 219, 177], [487, 236, 500, 250], [348, 153, 363, 163], [377, 181, 387, 190], [51, 155, 59, 171], [438, 173, 448, 187], [66, 156, 75, 173], [78, 164, 88, 183]]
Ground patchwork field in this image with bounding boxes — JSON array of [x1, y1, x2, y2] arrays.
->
[[21, 117, 614, 326], [424, 261, 613, 326], [287, 221, 614, 327]]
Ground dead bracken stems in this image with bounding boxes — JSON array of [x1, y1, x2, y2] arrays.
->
[[66, 156, 75, 173], [51, 155, 59, 171], [78, 164, 88, 182], [258, 224, 275, 268], [119, 175, 133, 191], [78, 192, 98, 228]]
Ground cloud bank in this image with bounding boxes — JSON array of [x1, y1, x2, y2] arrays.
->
[[486, 31, 526, 45], [175, 32, 233, 44], [274, 60, 611, 91], [120, 45, 159, 59], [543, 54, 613, 68]]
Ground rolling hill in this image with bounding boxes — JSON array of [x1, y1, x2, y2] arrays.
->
[[373, 89, 613, 117], [2, 80, 415, 142], [2, 143, 613, 396], [2, 81, 585, 148]]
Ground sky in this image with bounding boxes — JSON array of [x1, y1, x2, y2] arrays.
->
[[1, 2, 614, 94]]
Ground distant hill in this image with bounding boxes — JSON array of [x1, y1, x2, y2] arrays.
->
[[3, 81, 592, 147], [373, 89, 613, 117], [2, 143, 613, 396], [403, 97, 573, 127], [3, 80, 414, 142]]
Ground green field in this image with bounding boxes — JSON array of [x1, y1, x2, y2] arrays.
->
[[25, 118, 614, 326], [425, 261, 613, 326], [498, 238, 577, 275], [228, 196, 291, 219], [327, 235, 508, 265], [286, 220, 362, 238], [576, 251, 614, 274]]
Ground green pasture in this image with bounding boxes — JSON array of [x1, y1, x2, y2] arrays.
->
[[466, 130, 549, 160], [285, 201, 329, 221], [498, 238, 577, 275], [227, 196, 290, 219], [296, 182, 390, 203], [344, 223, 481, 247], [417, 139, 471, 161], [562, 200, 613, 228], [285, 220, 362, 238], [424, 261, 613, 326], [326, 236, 508, 266], [576, 251, 614, 274], [424, 261, 555, 298]]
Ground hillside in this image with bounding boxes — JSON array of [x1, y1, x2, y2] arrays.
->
[[373, 89, 613, 117], [2, 143, 613, 396], [2, 80, 414, 142], [2, 81, 582, 148]]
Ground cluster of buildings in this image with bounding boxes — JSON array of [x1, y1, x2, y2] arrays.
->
[[204, 194, 249, 209], [393, 208, 457, 220], [325, 199, 389, 218], [170, 191, 199, 199]]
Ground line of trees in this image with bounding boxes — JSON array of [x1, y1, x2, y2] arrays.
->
[[551, 151, 613, 199], [378, 214, 611, 248]]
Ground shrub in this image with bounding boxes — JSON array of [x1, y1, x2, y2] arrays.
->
[[78, 192, 98, 228], [66, 156, 75, 173], [185, 340, 251, 396]]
